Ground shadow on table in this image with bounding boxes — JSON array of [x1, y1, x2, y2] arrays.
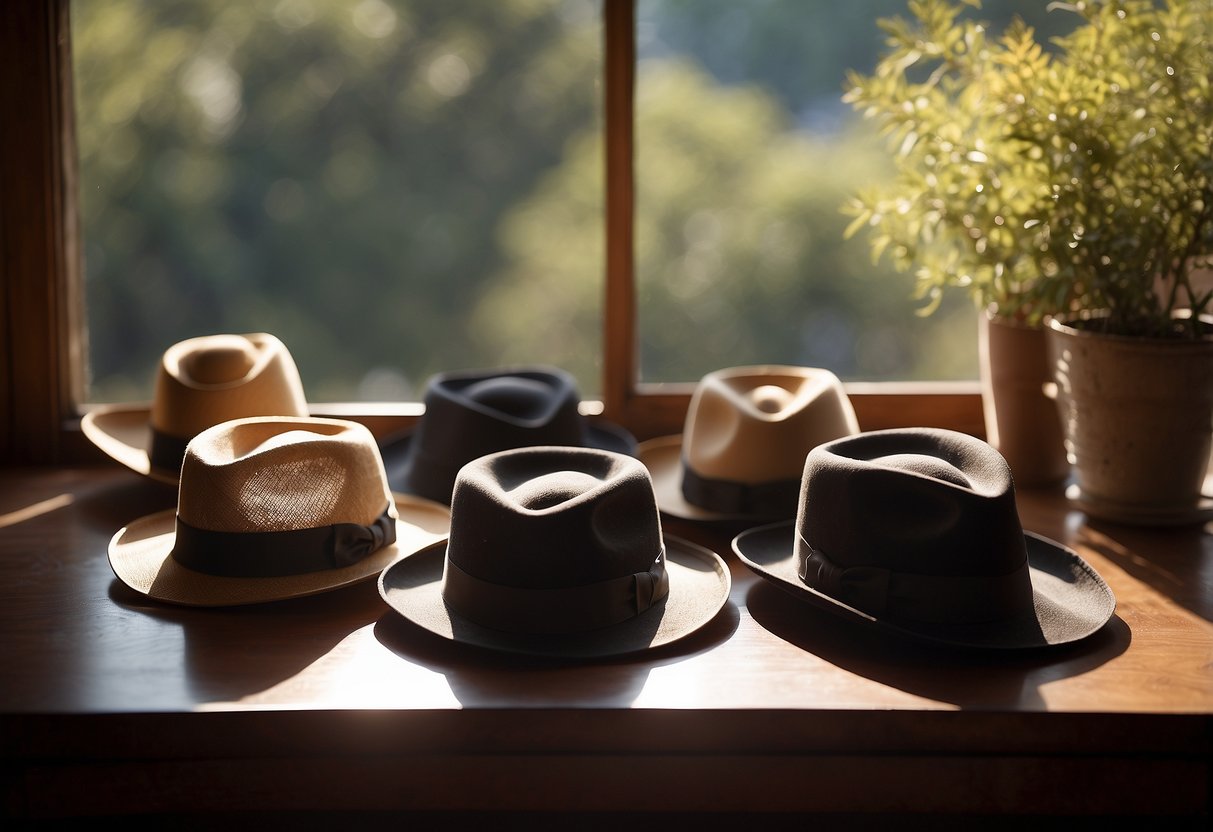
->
[[743, 579, 1129, 710], [1075, 515, 1213, 624], [373, 593, 741, 708], [106, 574, 388, 702]]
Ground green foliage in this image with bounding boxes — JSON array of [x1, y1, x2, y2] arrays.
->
[[843, 0, 1213, 338], [74, 1, 987, 400], [73, 0, 602, 400], [478, 59, 979, 384]]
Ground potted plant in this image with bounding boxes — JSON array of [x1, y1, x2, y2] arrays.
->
[[842, 0, 1213, 523]]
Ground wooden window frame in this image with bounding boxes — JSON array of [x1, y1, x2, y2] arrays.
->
[[0, 0, 983, 466]]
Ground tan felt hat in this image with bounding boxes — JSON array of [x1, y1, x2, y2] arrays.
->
[[638, 365, 860, 523], [109, 416, 451, 607], [82, 333, 310, 485]]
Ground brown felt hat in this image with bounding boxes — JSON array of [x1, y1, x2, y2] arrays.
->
[[379, 445, 731, 658], [638, 365, 859, 522], [732, 427, 1116, 650], [108, 416, 450, 607], [82, 333, 311, 485]]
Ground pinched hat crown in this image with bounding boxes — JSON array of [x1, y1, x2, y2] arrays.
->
[[394, 365, 637, 504], [149, 333, 308, 473], [795, 428, 1034, 625], [732, 427, 1116, 648], [679, 365, 859, 515], [440, 446, 668, 634], [171, 416, 397, 578]]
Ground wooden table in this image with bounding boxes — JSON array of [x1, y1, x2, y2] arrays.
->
[[2, 464, 1210, 828]]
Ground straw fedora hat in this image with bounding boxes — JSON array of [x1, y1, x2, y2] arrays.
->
[[732, 427, 1116, 650], [109, 416, 451, 607], [638, 366, 859, 522], [82, 333, 310, 485], [379, 445, 731, 658], [383, 365, 637, 505]]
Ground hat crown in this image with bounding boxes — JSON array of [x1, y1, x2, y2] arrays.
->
[[510, 470, 604, 510], [463, 375, 562, 422], [878, 452, 972, 488], [176, 417, 393, 534], [447, 446, 663, 590], [684, 366, 859, 484], [174, 335, 259, 386], [151, 333, 308, 439], [749, 384, 796, 414], [798, 428, 1025, 577], [399, 366, 592, 503]]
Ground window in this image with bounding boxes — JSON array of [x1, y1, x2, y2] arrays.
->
[[73, 0, 607, 404], [1, 0, 986, 465]]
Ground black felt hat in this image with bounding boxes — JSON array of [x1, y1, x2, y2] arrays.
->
[[382, 366, 637, 505], [732, 427, 1116, 650], [379, 445, 731, 658]]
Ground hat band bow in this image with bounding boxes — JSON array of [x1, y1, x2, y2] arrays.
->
[[171, 505, 397, 577], [441, 549, 669, 634], [797, 536, 1030, 624]]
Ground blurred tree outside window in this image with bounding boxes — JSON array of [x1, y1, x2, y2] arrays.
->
[[73, 0, 1075, 402], [74, 0, 604, 402]]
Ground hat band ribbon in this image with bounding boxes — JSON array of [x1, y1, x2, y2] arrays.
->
[[681, 462, 799, 515], [441, 549, 669, 634], [149, 428, 191, 474], [171, 505, 397, 577], [797, 537, 1031, 624]]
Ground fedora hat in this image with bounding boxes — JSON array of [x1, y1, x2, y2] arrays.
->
[[732, 427, 1116, 649], [379, 445, 731, 658], [383, 365, 637, 505], [109, 416, 451, 607], [82, 333, 310, 485], [638, 365, 859, 522]]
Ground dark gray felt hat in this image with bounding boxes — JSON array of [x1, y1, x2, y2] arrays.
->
[[732, 427, 1115, 650], [379, 445, 731, 658], [382, 365, 637, 505]]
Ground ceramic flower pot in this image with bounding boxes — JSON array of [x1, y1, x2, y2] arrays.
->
[[979, 309, 1070, 487], [1046, 313, 1213, 526]]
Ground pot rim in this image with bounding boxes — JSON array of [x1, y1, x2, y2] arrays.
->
[[1045, 310, 1213, 343]]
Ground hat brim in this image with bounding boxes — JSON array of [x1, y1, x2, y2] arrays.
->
[[81, 406, 177, 485], [638, 435, 782, 523], [378, 534, 731, 658], [83, 405, 320, 486], [108, 493, 452, 607], [732, 521, 1115, 650], [380, 418, 639, 497]]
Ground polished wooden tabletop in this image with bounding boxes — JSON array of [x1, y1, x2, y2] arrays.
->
[[2, 463, 1210, 825]]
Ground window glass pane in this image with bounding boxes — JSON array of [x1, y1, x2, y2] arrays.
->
[[634, 0, 1071, 383], [73, 0, 603, 403]]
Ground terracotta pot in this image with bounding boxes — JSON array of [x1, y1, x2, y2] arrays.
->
[[978, 309, 1069, 487], [1046, 313, 1213, 526]]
